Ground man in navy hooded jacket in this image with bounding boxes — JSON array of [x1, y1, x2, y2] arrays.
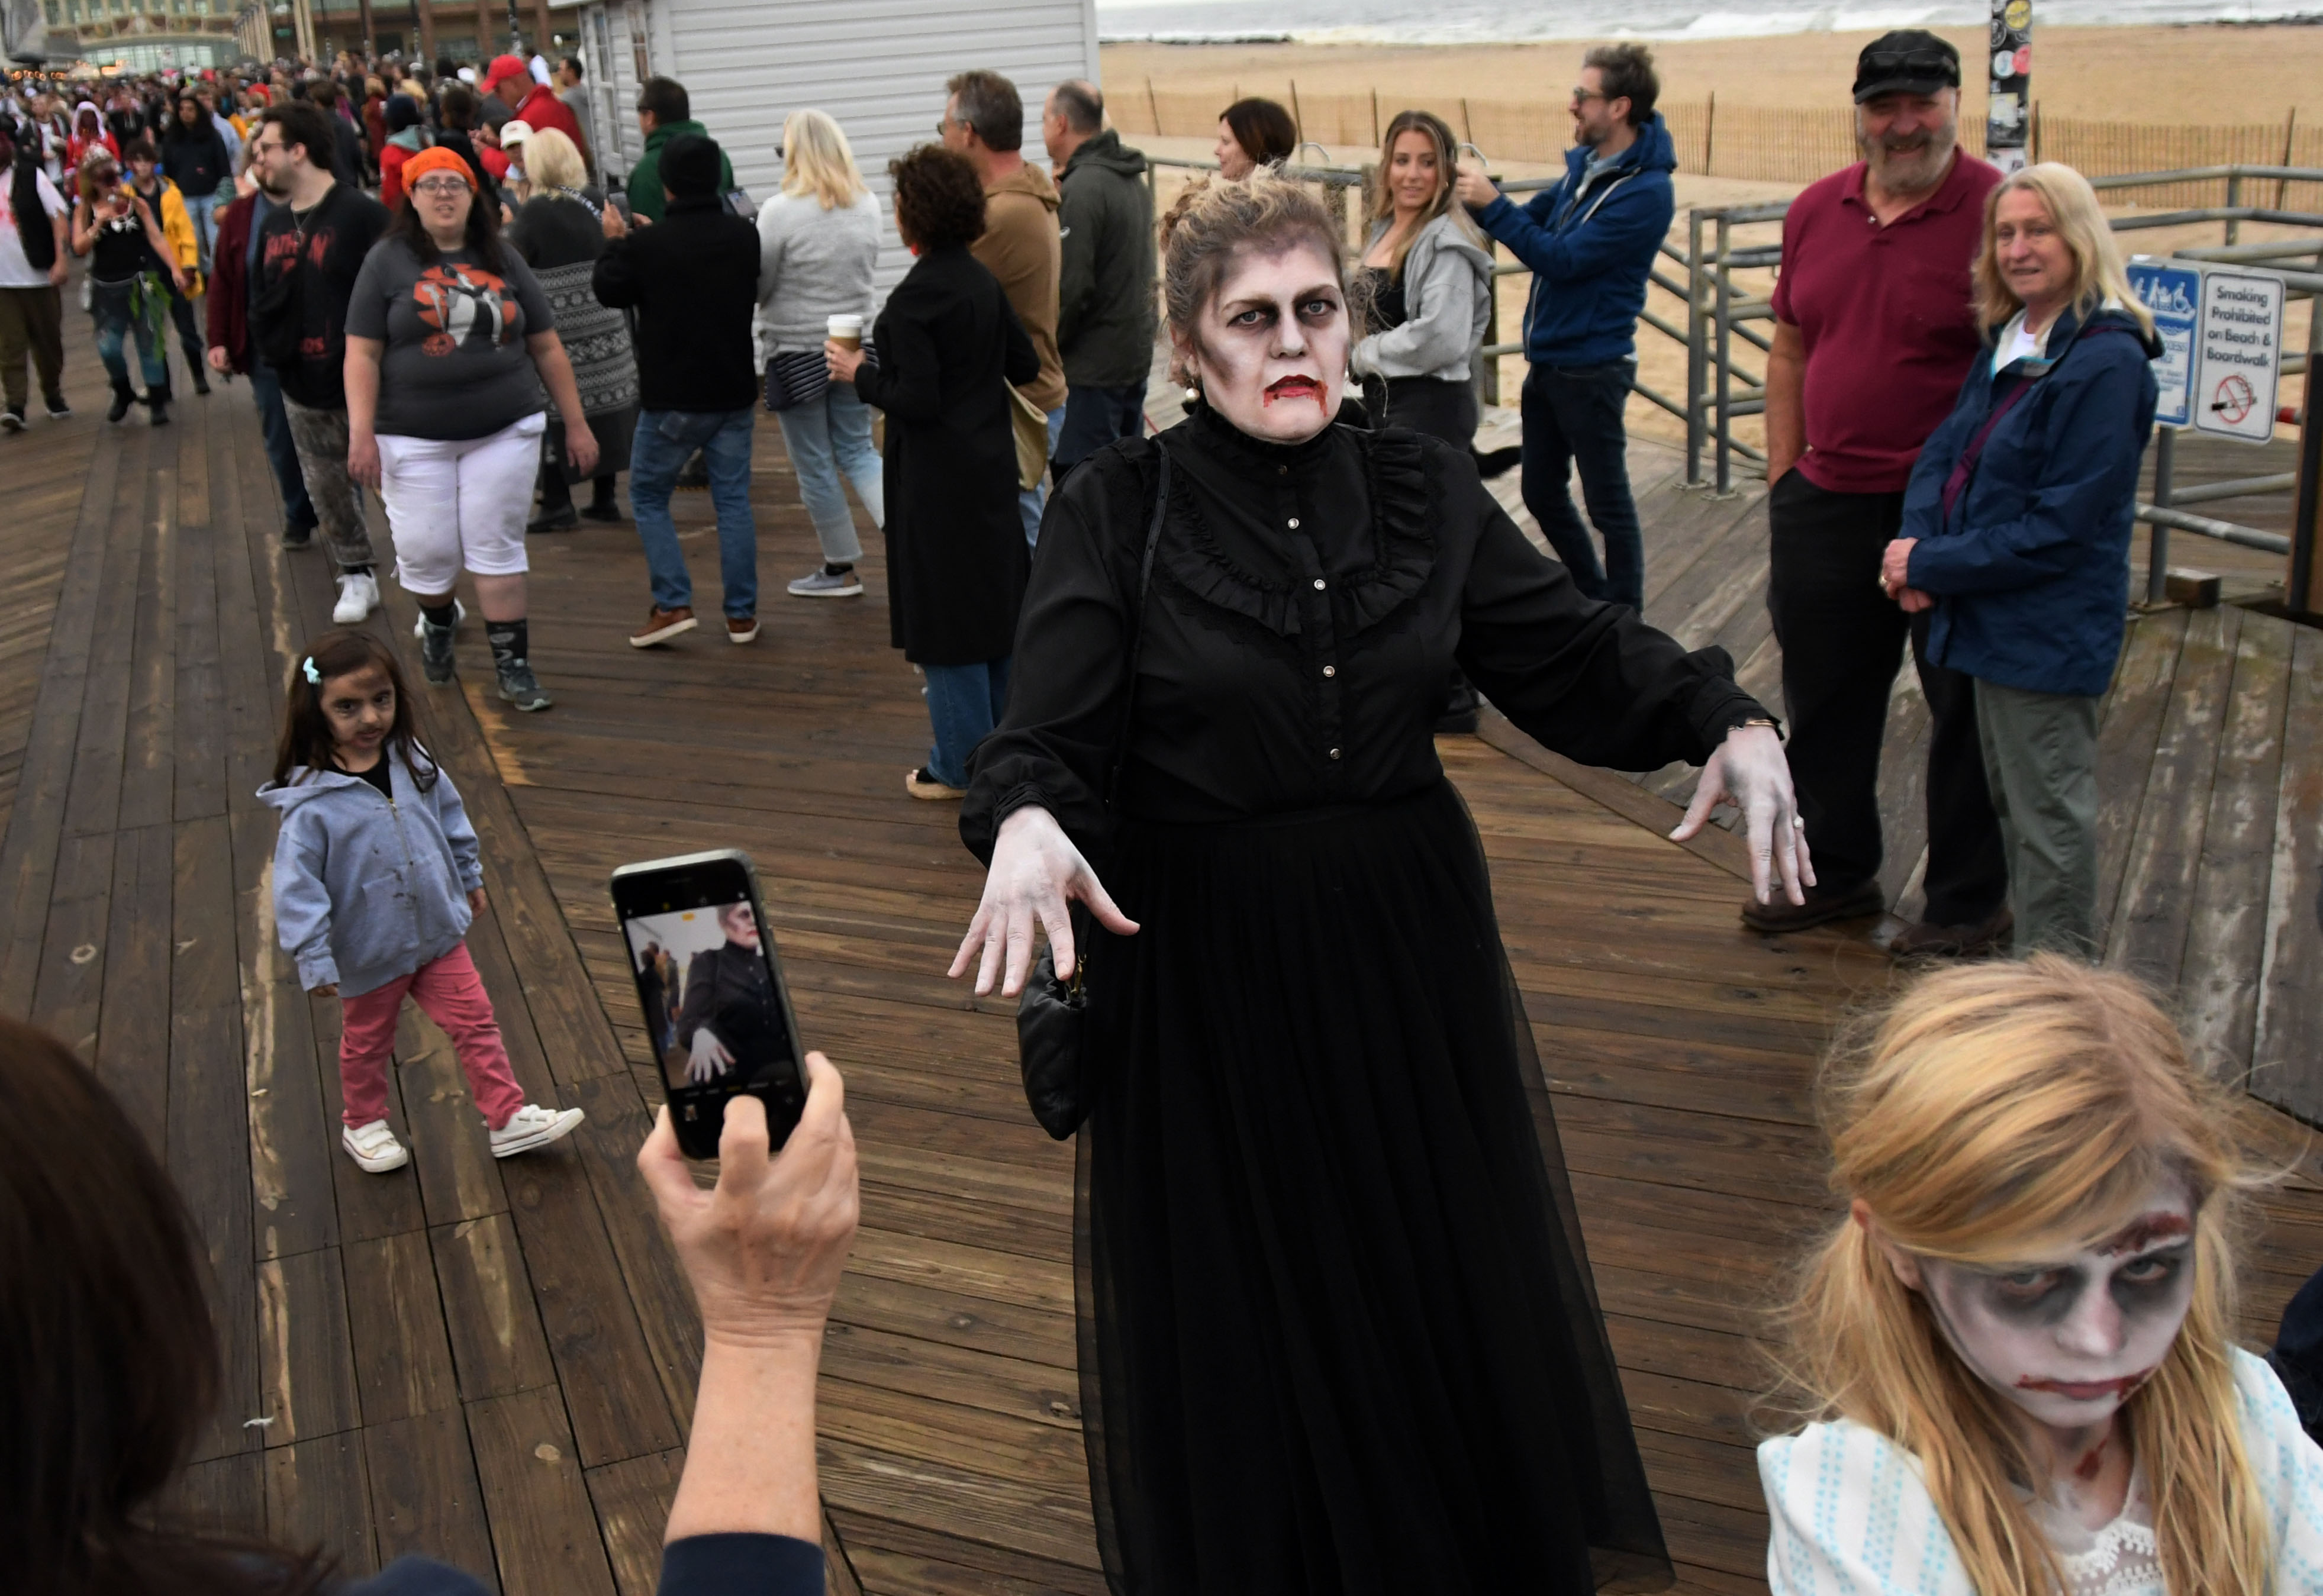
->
[[1457, 43, 1676, 612]]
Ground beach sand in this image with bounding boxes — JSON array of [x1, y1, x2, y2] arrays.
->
[[1101, 24, 2323, 124]]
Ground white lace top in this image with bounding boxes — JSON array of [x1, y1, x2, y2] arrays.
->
[[1758, 1347, 2323, 1594], [2030, 1471, 2162, 1596]]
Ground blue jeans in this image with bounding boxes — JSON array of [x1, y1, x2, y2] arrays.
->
[[89, 277, 167, 393], [182, 191, 219, 275], [1520, 361, 1643, 612], [1053, 381, 1146, 474], [248, 354, 317, 531], [1017, 405, 1067, 549], [773, 383, 882, 565], [923, 656, 1012, 789], [630, 407, 758, 617]]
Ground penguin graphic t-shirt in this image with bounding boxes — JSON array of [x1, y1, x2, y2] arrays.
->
[[346, 237, 557, 440]]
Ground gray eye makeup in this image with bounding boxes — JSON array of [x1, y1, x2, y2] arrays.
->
[[1961, 1239, 2192, 1330]]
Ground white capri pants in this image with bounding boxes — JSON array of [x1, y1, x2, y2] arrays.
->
[[378, 412, 548, 595]]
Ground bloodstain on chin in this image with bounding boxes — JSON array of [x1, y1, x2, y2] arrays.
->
[[2100, 1213, 2192, 1256]]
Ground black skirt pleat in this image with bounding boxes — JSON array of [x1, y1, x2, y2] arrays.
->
[[1076, 778, 1671, 1595]]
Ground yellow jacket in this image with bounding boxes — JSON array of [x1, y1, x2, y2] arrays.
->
[[138, 177, 203, 295]]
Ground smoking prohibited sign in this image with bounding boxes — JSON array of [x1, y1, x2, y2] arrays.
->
[[2193, 268, 2284, 445]]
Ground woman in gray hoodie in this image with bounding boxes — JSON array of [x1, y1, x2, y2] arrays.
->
[[1350, 109, 1494, 449]]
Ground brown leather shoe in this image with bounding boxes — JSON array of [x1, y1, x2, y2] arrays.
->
[[629, 605, 697, 648], [1739, 880, 1886, 934], [1885, 904, 2015, 960], [726, 614, 759, 644]]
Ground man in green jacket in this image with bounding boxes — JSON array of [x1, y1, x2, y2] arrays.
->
[[626, 76, 731, 224], [1043, 79, 1155, 473]]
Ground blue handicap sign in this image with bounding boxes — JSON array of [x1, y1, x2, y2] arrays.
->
[[2127, 261, 2201, 428]]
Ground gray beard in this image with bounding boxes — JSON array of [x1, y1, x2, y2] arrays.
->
[[1862, 125, 1957, 196]]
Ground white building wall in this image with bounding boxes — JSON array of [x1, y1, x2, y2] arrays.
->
[[636, 0, 1102, 296]]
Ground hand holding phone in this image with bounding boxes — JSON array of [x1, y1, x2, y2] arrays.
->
[[634, 1052, 858, 1345]]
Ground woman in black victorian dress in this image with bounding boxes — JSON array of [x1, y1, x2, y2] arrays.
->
[[953, 175, 1815, 1595]]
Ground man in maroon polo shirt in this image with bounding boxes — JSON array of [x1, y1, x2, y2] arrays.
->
[[1748, 30, 2009, 955]]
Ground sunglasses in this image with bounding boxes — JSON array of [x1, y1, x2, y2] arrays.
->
[[1859, 48, 1958, 80]]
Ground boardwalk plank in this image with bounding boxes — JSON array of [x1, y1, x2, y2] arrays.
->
[[2252, 625, 2323, 1123]]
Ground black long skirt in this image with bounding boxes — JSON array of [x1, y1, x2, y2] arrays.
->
[[1078, 778, 1671, 1595]]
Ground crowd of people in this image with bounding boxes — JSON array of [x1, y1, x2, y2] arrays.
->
[[4, 25, 2319, 1596]]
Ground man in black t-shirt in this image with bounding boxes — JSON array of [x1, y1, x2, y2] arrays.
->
[[249, 101, 391, 625]]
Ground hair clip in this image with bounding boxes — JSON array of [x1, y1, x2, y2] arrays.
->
[[302, 657, 321, 685]]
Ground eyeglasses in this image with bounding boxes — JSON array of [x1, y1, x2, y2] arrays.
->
[[411, 177, 469, 196], [1570, 86, 1606, 107]]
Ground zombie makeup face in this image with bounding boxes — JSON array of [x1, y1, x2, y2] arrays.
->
[[1912, 1178, 2198, 1432], [1181, 241, 1350, 445]]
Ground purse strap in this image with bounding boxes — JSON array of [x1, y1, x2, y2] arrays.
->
[[1101, 439, 1171, 808]]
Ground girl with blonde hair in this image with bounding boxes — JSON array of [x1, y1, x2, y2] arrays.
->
[[1762, 955, 2323, 1594], [1881, 164, 2162, 956], [756, 109, 884, 598]]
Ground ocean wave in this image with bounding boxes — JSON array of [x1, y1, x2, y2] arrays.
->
[[1094, 0, 2322, 43]]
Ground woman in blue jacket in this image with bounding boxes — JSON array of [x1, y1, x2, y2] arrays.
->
[[1880, 163, 2160, 959]]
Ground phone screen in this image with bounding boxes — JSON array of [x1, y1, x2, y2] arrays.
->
[[621, 897, 796, 1094]]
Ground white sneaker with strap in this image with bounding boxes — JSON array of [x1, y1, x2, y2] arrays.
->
[[341, 1118, 410, 1173], [488, 1102, 585, 1158]]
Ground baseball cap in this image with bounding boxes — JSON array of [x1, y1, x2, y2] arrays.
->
[[500, 120, 534, 147], [481, 54, 530, 93], [1852, 30, 1961, 104]]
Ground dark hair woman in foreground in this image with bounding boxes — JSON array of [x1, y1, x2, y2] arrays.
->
[[1, 1013, 855, 1596], [951, 171, 1812, 1592]]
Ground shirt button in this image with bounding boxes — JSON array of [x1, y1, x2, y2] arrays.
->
[[1328, 747, 1342, 760], [1312, 578, 1326, 591], [1322, 665, 1336, 678], [1288, 517, 1301, 528]]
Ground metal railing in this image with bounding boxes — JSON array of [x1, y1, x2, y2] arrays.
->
[[1145, 154, 2314, 595]]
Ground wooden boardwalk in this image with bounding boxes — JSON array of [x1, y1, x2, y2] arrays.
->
[[1, 341, 2316, 1596]]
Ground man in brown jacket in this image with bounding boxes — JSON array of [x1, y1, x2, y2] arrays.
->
[[942, 69, 1067, 548]]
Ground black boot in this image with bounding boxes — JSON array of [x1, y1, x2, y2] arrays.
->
[[106, 378, 136, 424], [147, 378, 172, 427], [580, 475, 624, 523], [191, 365, 211, 396]]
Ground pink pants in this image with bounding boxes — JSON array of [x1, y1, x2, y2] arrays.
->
[[338, 943, 525, 1131]]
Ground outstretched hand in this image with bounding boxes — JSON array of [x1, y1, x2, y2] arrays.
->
[[949, 805, 1139, 998], [1671, 724, 1815, 907]]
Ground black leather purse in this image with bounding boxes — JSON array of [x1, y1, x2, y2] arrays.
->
[[1015, 440, 1171, 1140]]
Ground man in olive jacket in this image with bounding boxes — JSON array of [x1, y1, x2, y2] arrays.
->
[[1043, 80, 1155, 473], [624, 76, 730, 224], [944, 69, 1067, 546]]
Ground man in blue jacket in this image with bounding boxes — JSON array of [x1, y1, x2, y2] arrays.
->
[[1457, 43, 1676, 612]]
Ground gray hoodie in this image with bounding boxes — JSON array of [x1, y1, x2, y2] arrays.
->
[[259, 747, 482, 997], [1351, 211, 1495, 385]]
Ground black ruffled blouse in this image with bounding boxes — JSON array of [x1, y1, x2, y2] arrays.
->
[[961, 404, 1766, 857]]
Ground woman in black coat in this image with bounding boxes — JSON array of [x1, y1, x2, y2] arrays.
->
[[827, 144, 1039, 801]]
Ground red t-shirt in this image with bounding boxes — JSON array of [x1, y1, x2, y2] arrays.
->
[[1770, 151, 1999, 495], [514, 85, 585, 153]]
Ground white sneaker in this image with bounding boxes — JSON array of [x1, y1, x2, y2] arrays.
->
[[413, 598, 466, 639], [341, 1119, 410, 1173], [488, 1102, 585, 1158], [333, 569, 380, 624]]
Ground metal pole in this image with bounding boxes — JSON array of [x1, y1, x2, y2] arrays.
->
[[1481, 240, 1500, 408], [1715, 211, 1733, 495], [1686, 208, 1705, 485], [2147, 425, 2174, 605], [2226, 172, 2243, 246], [1986, 0, 2029, 176]]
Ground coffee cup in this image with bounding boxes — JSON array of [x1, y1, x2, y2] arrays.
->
[[827, 314, 863, 350]]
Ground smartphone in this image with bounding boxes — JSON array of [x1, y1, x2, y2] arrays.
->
[[610, 849, 807, 1159]]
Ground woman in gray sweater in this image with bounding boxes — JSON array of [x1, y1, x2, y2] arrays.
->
[[1350, 109, 1494, 449], [755, 109, 885, 599]]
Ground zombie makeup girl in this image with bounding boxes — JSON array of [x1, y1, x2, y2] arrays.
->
[[1760, 955, 2323, 1596]]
